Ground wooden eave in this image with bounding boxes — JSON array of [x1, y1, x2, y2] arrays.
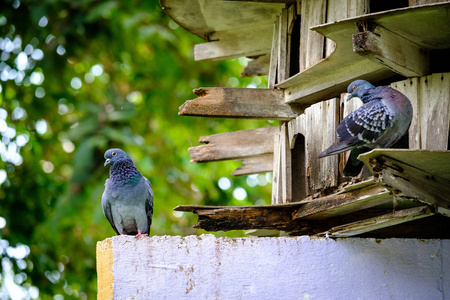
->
[[175, 150, 450, 238], [279, 2, 450, 106], [160, 0, 285, 61]]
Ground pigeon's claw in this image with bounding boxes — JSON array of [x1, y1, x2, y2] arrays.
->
[[136, 231, 148, 237]]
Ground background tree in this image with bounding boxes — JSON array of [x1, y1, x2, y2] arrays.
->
[[0, 0, 272, 298]]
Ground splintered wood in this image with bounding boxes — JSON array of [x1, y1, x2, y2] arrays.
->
[[179, 87, 301, 120]]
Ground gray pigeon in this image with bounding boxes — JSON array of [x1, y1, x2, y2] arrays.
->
[[319, 80, 413, 176], [102, 148, 153, 236]]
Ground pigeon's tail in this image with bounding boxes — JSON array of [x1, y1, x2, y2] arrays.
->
[[318, 141, 357, 158], [342, 147, 371, 176]]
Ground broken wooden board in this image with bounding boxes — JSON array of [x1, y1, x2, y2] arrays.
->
[[293, 182, 393, 220], [318, 206, 434, 238], [174, 203, 306, 233], [179, 87, 301, 120], [189, 127, 277, 163], [359, 149, 450, 216], [319, 206, 435, 238], [278, 2, 450, 106], [232, 154, 273, 176]]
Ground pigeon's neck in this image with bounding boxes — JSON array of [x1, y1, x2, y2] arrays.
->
[[109, 159, 141, 186]]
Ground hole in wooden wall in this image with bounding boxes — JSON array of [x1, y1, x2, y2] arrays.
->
[[369, 0, 409, 13], [392, 131, 410, 149], [291, 133, 306, 201], [289, 16, 301, 77], [430, 49, 450, 74]]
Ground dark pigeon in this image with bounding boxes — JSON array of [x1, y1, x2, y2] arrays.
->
[[319, 80, 413, 176], [102, 148, 153, 236]]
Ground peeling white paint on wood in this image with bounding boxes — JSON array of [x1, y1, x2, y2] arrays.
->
[[98, 235, 450, 299]]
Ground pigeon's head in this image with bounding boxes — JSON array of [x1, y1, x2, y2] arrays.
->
[[104, 148, 131, 167], [346, 80, 375, 101]]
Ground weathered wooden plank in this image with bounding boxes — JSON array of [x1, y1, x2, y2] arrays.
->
[[179, 87, 301, 120], [194, 24, 274, 61], [241, 54, 270, 77], [293, 183, 393, 220], [280, 122, 292, 203], [419, 73, 450, 150], [174, 204, 306, 232], [353, 25, 429, 77], [320, 206, 434, 238], [299, 0, 327, 71], [360, 150, 450, 216], [161, 0, 284, 39], [277, 8, 289, 82], [268, 16, 280, 89], [271, 126, 282, 204], [303, 98, 340, 193], [232, 154, 273, 176], [189, 127, 278, 163]]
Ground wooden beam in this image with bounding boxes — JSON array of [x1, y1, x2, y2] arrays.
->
[[194, 24, 273, 61], [189, 127, 278, 163], [179, 87, 301, 120], [320, 206, 434, 238], [232, 154, 273, 176], [360, 152, 450, 217], [174, 203, 308, 233], [293, 183, 393, 220], [353, 25, 429, 77]]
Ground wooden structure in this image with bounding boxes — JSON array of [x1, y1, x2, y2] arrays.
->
[[161, 0, 450, 238]]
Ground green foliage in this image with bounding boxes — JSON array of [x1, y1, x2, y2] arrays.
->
[[0, 0, 272, 298]]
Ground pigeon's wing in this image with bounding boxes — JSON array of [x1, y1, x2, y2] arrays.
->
[[144, 177, 154, 230], [102, 183, 120, 235], [319, 100, 394, 158], [338, 99, 394, 145]]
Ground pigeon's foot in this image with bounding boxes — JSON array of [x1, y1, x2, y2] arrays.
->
[[136, 231, 148, 237]]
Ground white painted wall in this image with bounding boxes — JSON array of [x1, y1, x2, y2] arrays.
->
[[108, 235, 449, 300]]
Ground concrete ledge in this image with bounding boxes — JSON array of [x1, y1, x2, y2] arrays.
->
[[97, 235, 449, 299]]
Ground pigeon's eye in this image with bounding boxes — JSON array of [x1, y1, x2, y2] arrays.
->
[[112, 152, 117, 156], [353, 86, 357, 90]]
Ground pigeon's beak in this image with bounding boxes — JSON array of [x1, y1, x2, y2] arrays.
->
[[104, 158, 111, 166], [346, 93, 353, 102]]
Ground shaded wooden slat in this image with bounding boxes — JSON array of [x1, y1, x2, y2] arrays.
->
[[277, 8, 289, 82], [189, 127, 278, 163], [319, 206, 434, 238], [241, 54, 270, 77], [268, 16, 280, 89], [179, 87, 301, 120], [353, 25, 429, 77], [194, 24, 274, 61], [359, 150, 450, 217], [232, 154, 273, 176], [293, 183, 393, 220], [299, 0, 327, 72]]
